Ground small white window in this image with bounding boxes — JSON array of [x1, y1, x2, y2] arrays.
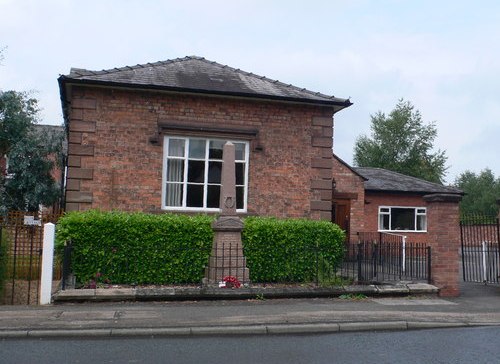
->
[[162, 136, 249, 212], [378, 206, 427, 232]]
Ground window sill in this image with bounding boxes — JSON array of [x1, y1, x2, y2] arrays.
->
[[378, 230, 428, 233], [162, 207, 247, 214]]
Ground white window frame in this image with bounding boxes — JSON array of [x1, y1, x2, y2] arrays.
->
[[162, 136, 249, 212], [378, 206, 427, 232]]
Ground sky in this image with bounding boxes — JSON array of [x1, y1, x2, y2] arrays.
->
[[1, 0, 499, 184]]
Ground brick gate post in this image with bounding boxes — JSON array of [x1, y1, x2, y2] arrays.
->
[[423, 193, 463, 297]]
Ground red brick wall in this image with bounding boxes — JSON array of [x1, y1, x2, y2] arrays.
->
[[424, 194, 462, 297], [331, 156, 365, 241], [363, 192, 431, 243], [65, 86, 335, 220]]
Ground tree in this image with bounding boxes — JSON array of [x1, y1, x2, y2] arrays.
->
[[353, 99, 448, 184], [455, 169, 500, 216], [0, 90, 36, 157], [0, 90, 64, 213]]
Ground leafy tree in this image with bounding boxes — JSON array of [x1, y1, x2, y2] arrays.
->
[[455, 169, 500, 216], [353, 99, 448, 183], [0, 90, 36, 157], [0, 90, 64, 213]]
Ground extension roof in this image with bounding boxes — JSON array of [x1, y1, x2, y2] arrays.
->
[[354, 167, 463, 195], [58, 56, 352, 112]]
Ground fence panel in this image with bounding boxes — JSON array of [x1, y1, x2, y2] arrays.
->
[[0, 211, 61, 305], [460, 215, 500, 284]]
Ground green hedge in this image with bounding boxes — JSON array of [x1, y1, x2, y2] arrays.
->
[[56, 211, 214, 285], [243, 217, 345, 282], [56, 211, 345, 286]]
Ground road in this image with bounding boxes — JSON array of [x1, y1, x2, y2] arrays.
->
[[1, 326, 500, 364]]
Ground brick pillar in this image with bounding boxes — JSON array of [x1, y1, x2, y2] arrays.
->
[[423, 193, 462, 297]]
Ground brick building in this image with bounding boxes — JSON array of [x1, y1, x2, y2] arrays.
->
[[332, 153, 464, 242], [58, 56, 352, 219]]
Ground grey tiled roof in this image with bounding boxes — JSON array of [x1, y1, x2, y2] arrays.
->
[[354, 167, 463, 195], [60, 56, 352, 110]]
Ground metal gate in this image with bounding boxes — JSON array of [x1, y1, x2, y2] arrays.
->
[[0, 212, 60, 305], [460, 215, 500, 284]]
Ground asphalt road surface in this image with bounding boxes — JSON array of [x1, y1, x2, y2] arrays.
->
[[1, 326, 500, 364]]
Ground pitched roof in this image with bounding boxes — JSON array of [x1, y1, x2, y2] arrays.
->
[[59, 56, 352, 111], [354, 167, 463, 195]]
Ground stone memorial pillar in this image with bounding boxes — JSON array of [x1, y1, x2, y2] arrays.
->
[[205, 142, 250, 285]]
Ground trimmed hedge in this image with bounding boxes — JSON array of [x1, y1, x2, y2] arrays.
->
[[56, 211, 214, 285], [56, 211, 345, 286], [243, 217, 345, 282]]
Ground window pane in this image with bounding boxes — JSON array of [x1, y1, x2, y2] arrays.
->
[[189, 139, 206, 159], [391, 208, 415, 230], [235, 162, 245, 185], [379, 214, 390, 230], [187, 184, 204, 207], [417, 215, 427, 231], [235, 143, 245, 161], [236, 186, 244, 210], [207, 185, 220, 208], [208, 161, 222, 183], [209, 140, 224, 159], [188, 160, 205, 183], [168, 139, 185, 157], [166, 159, 184, 182], [165, 183, 183, 207]]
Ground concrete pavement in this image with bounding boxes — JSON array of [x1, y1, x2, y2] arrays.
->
[[0, 282, 499, 338]]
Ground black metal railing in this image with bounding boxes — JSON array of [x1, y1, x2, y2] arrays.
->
[[61, 237, 432, 289], [338, 240, 431, 284]]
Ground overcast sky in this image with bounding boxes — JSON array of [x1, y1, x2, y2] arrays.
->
[[1, 0, 499, 184]]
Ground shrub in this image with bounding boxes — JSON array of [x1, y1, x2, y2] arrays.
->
[[56, 211, 345, 286], [242, 217, 345, 283], [56, 211, 214, 285]]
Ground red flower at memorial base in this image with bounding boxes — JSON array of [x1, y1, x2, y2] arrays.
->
[[222, 276, 241, 288]]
